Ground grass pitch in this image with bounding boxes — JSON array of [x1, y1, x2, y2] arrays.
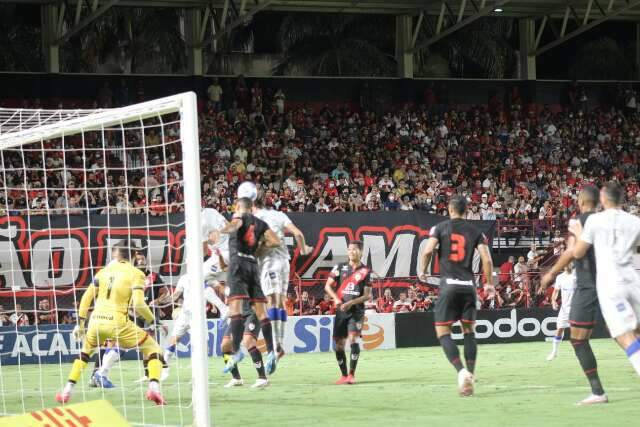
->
[[2, 339, 640, 426]]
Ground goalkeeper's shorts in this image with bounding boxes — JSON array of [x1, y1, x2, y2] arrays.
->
[[84, 315, 160, 357]]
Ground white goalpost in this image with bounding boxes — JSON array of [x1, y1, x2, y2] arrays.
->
[[0, 92, 210, 426]]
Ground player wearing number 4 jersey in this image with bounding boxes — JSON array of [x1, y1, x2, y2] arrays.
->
[[570, 182, 640, 387], [418, 195, 494, 397], [56, 241, 167, 406]]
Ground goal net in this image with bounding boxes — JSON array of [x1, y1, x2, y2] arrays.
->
[[0, 93, 209, 426]]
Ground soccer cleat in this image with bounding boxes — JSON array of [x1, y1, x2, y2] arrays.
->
[[55, 391, 71, 404], [145, 390, 167, 406], [89, 374, 98, 388], [92, 373, 115, 388], [277, 346, 286, 361], [224, 378, 244, 388], [251, 378, 270, 389], [223, 351, 245, 374], [458, 369, 474, 397], [160, 368, 170, 382], [265, 351, 277, 375], [577, 394, 608, 406], [546, 352, 557, 361], [346, 374, 356, 385], [335, 376, 350, 385]]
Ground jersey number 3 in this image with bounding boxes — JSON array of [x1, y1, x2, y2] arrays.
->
[[449, 233, 466, 262]]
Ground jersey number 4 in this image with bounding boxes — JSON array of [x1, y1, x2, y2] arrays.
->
[[449, 233, 466, 262], [243, 224, 256, 246]]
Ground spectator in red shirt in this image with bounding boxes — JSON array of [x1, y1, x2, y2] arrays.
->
[[393, 292, 412, 313], [377, 288, 395, 313], [499, 256, 515, 285], [316, 294, 335, 315]]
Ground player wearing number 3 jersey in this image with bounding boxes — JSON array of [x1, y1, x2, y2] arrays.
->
[[418, 195, 494, 397]]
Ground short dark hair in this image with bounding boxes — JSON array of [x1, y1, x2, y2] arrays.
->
[[236, 197, 253, 210], [348, 240, 363, 250], [580, 185, 599, 207], [112, 239, 140, 261], [254, 190, 265, 208], [602, 181, 624, 206], [448, 195, 467, 215]]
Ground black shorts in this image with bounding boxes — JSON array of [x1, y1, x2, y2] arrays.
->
[[569, 287, 601, 328], [333, 309, 364, 339], [434, 283, 477, 326], [222, 312, 261, 339], [227, 258, 266, 303]]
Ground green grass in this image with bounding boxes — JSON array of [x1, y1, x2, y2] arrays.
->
[[1, 339, 640, 426]]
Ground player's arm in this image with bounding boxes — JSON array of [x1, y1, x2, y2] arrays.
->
[[262, 228, 281, 248], [76, 282, 97, 327], [284, 222, 313, 255], [131, 273, 155, 323], [551, 285, 560, 310], [568, 219, 592, 259], [418, 237, 438, 282], [324, 267, 341, 305], [478, 242, 494, 292], [220, 216, 242, 234], [540, 235, 575, 292], [342, 285, 372, 312]]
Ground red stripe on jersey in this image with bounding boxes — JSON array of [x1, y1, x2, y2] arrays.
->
[[336, 267, 370, 300]]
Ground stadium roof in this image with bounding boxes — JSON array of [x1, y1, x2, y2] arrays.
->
[[5, 0, 640, 19]]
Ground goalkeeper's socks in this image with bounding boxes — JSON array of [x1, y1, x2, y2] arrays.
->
[[69, 359, 88, 383], [572, 339, 605, 396], [248, 346, 267, 380], [229, 315, 244, 353], [148, 380, 161, 393], [223, 353, 241, 380], [463, 333, 477, 374], [625, 338, 640, 376], [147, 358, 163, 382], [439, 334, 464, 372], [97, 348, 121, 377], [336, 349, 348, 377], [260, 319, 275, 353], [349, 343, 360, 376]]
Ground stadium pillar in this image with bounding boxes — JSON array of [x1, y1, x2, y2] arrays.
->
[[185, 9, 205, 76], [636, 22, 640, 80], [396, 15, 414, 78], [41, 4, 61, 73], [518, 18, 536, 80]]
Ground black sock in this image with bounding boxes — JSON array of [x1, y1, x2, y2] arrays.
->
[[439, 334, 464, 372], [223, 352, 241, 380], [336, 349, 348, 377], [349, 343, 360, 376], [463, 333, 477, 374], [572, 339, 605, 395], [229, 315, 244, 353], [248, 346, 267, 379], [143, 359, 149, 378], [260, 319, 274, 353], [93, 347, 106, 374]]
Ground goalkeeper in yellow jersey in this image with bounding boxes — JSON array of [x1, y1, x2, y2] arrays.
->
[[55, 240, 167, 405]]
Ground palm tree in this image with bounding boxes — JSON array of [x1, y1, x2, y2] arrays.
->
[[274, 14, 395, 76]]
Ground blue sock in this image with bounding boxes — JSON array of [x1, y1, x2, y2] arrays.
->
[[625, 339, 640, 358], [279, 309, 288, 323], [167, 344, 177, 353], [267, 307, 280, 321]]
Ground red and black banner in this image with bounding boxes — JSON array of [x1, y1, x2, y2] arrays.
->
[[0, 212, 495, 289]]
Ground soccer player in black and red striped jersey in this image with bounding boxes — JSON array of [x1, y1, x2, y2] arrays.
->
[[324, 240, 372, 385], [418, 195, 494, 396]]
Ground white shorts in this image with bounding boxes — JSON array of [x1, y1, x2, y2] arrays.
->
[[597, 281, 640, 338], [171, 309, 191, 339], [259, 257, 290, 296], [556, 306, 571, 329], [203, 250, 229, 283]]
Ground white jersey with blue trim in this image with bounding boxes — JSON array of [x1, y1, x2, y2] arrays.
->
[[201, 207, 229, 253], [556, 271, 576, 309], [254, 208, 292, 261], [175, 274, 228, 318]]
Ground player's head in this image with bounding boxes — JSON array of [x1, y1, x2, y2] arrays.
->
[[254, 189, 266, 209], [347, 240, 363, 263], [111, 240, 140, 262], [578, 185, 599, 212], [235, 197, 253, 213], [600, 181, 624, 208], [448, 195, 467, 217]]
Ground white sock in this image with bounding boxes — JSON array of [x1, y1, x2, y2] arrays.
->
[[628, 351, 640, 376], [164, 349, 174, 364], [272, 319, 281, 348], [148, 380, 161, 393], [97, 349, 120, 377], [63, 382, 75, 395], [278, 319, 286, 345], [551, 336, 562, 353]]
